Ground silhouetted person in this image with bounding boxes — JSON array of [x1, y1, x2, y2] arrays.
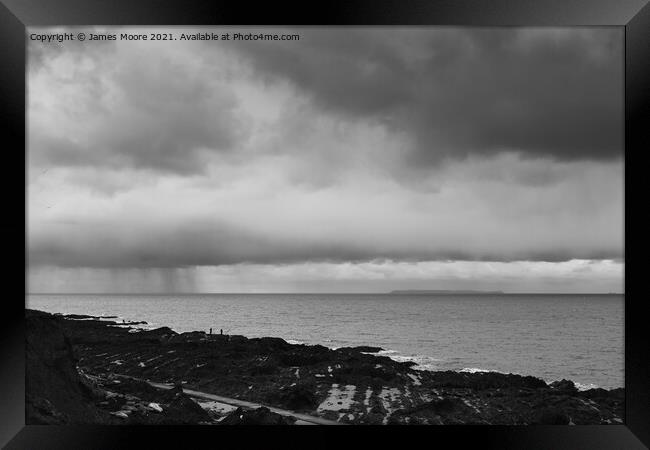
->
[[220, 328, 223, 335], [209, 327, 212, 335]]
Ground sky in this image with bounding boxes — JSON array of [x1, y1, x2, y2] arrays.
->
[[27, 27, 624, 293]]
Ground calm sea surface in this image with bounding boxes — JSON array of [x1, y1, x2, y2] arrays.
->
[[26, 293, 624, 390]]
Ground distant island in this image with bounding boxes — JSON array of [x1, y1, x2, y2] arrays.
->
[[389, 289, 505, 295]]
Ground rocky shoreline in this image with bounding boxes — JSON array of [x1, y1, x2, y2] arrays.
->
[[26, 309, 624, 425]]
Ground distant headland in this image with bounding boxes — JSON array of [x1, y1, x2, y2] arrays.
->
[[389, 289, 505, 295]]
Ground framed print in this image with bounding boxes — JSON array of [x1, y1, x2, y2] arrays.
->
[[1, 0, 648, 448]]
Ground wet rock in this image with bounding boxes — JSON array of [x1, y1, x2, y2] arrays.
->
[[278, 347, 332, 366], [63, 314, 99, 320], [25, 310, 113, 424], [265, 383, 319, 411], [579, 387, 610, 399], [167, 331, 207, 344], [429, 371, 547, 390], [229, 335, 248, 344], [26, 309, 625, 426], [550, 379, 578, 394], [608, 388, 624, 400], [165, 392, 212, 424], [338, 346, 384, 353], [249, 359, 279, 376], [251, 337, 291, 351], [412, 397, 462, 415], [147, 326, 177, 338], [219, 407, 296, 425], [102, 393, 127, 411]]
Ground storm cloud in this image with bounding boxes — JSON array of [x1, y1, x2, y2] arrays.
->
[[29, 33, 247, 174], [28, 154, 623, 268], [27, 27, 624, 292], [231, 28, 623, 163]]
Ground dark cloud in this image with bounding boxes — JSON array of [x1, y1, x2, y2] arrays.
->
[[27, 27, 624, 277], [27, 150, 623, 271], [29, 27, 622, 178], [30, 223, 623, 269], [231, 28, 623, 163], [29, 34, 248, 175]]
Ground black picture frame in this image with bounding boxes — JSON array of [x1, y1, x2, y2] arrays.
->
[[2, 0, 648, 448]]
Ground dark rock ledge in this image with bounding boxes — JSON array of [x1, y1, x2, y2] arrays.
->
[[25, 309, 624, 425]]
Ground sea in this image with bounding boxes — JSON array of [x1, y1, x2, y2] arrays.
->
[[26, 293, 624, 390]]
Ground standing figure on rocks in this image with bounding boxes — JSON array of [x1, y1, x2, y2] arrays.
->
[[209, 328, 212, 335]]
